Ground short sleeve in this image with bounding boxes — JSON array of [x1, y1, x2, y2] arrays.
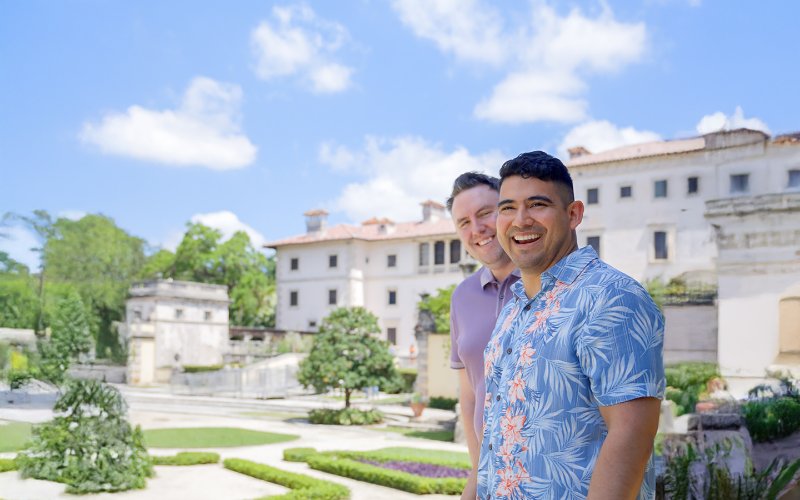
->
[[450, 298, 465, 370], [576, 281, 665, 406]]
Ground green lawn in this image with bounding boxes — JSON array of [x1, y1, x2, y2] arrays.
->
[[373, 425, 454, 442], [143, 427, 299, 449], [0, 422, 32, 452]]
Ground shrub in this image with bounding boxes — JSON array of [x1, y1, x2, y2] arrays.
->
[[224, 457, 349, 499], [664, 362, 720, 416], [181, 364, 224, 373], [283, 447, 319, 463], [308, 408, 383, 426], [742, 397, 800, 443], [16, 379, 153, 494], [0, 457, 18, 472], [429, 396, 457, 411], [151, 452, 220, 466]]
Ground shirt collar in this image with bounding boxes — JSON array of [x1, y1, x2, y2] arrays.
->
[[510, 245, 598, 300], [479, 266, 521, 288]]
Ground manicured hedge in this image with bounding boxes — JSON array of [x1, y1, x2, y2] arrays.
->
[[223, 458, 349, 500], [0, 457, 18, 473], [182, 364, 224, 373], [428, 397, 458, 411], [283, 447, 318, 463], [308, 408, 383, 425], [151, 452, 220, 466]]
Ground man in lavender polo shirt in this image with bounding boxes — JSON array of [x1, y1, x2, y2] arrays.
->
[[447, 172, 519, 500]]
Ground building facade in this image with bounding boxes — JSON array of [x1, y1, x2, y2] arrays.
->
[[125, 279, 230, 384], [567, 129, 800, 392], [266, 202, 471, 362]]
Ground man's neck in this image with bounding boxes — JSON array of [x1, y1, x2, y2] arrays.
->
[[487, 259, 516, 283], [521, 273, 542, 298]]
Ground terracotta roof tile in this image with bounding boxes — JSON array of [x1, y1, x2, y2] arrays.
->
[[266, 218, 455, 248]]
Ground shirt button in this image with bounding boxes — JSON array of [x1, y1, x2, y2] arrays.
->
[[524, 304, 531, 311], [488, 443, 493, 450], [506, 348, 512, 354], [496, 395, 500, 401]]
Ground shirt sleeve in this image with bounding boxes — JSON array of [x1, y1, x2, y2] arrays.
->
[[576, 280, 666, 406], [449, 296, 465, 370]]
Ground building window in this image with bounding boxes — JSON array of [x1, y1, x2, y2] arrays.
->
[[290, 291, 298, 307], [730, 174, 750, 194], [587, 236, 600, 256], [654, 180, 668, 198], [387, 254, 397, 267], [789, 170, 800, 188], [290, 257, 299, 271], [419, 243, 429, 266], [175, 309, 184, 320], [204, 311, 212, 321], [387, 327, 397, 345], [687, 176, 699, 194], [587, 188, 599, 205], [450, 240, 461, 264], [308, 320, 317, 328], [620, 185, 632, 198], [329, 254, 338, 268], [388, 289, 397, 305], [434, 241, 445, 265], [654, 231, 668, 260], [133, 310, 142, 321], [328, 289, 337, 305]]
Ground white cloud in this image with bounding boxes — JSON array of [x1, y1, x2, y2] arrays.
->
[[190, 211, 267, 249], [392, 1, 647, 124], [251, 3, 354, 93], [58, 210, 87, 221], [0, 226, 41, 270], [391, 0, 507, 65], [695, 106, 770, 135], [80, 77, 257, 170], [558, 120, 662, 158], [320, 136, 505, 222]]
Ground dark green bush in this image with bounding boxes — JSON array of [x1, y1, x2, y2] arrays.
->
[[429, 396, 458, 411], [283, 447, 319, 462], [742, 397, 800, 443], [151, 451, 220, 466], [182, 364, 224, 373], [664, 362, 720, 416], [0, 457, 18, 472], [334, 449, 469, 470], [398, 368, 417, 393], [224, 457, 350, 499], [306, 454, 464, 495], [308, 408, 383, 425]]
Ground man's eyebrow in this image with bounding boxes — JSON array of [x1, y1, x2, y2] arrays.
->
[[527, 195, 553, 204], [498, 198, 514, 208]]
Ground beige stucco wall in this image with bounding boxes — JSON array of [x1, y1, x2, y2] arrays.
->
[[663, 304, 717, 364], [426, 333, 459, 399]]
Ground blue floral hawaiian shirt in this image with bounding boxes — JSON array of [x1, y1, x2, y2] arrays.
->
[[477, 246, 665, 500]]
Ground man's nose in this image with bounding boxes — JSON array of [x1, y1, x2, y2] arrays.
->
[[513, 207, 532, 227]]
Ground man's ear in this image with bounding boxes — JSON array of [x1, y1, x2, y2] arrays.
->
[[568, 200, 584, 230]]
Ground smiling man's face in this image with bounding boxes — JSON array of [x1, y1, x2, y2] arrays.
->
[[451, 184, 510, 269], [496, 175, 583, 277]]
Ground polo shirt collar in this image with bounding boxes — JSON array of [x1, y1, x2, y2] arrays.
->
[[479, 266, 521, 288]]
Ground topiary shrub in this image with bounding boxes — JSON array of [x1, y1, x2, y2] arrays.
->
[[16, 379, 153, 493], [224, 457, 350, 499], [151, 451, 220, 466], [308, 408, 383, 426]]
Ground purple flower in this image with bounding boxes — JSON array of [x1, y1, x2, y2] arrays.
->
[[357, 459, 469, 478]]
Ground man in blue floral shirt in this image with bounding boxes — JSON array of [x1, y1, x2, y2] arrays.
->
[[477, 151, 665, 500]]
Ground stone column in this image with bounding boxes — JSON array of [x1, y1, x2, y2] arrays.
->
[[414, 306, 436, 397]]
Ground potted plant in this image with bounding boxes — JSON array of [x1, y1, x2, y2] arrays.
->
[[409, 392, 428, 417]]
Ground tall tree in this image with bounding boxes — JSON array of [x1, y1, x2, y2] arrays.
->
[[44, 214, 146, 358], [298, 307, 398, 408], [0, 252, 39, 329], [418, 284, 456, 333]]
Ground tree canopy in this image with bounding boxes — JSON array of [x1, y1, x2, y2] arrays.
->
[[418, 284, 455, 333], [298, 307, 398, 408]]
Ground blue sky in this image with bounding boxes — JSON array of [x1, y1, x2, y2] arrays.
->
[[3, 0, 798, 269]]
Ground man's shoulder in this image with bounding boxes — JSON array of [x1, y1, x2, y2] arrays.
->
[[577, 259, 659, 310], [452, 269, 484, 300]]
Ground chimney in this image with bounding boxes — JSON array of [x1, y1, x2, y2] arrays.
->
[[568, 146, 591, 159], [421, 200, 446, 222], [303, 209, 328, 233]]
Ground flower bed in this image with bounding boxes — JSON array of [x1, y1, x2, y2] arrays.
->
[[355, 458, 469, 478]]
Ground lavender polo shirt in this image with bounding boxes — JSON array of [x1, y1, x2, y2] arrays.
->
[[450, 266, 520, 438]]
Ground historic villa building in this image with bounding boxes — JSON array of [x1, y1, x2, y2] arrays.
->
[[266, 202, 472, 363], [567, 129, 800, 393]]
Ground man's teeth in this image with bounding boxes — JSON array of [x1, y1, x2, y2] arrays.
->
[[513, 234, 541, 243], [477, 237, 493, 247]]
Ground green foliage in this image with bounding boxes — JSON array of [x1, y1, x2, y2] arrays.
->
[[181, 364, 224, 373], [150, 451, 220, 466], [17, 379, 153, 494], [0, 267, 39, 329], [283, 447, 319, 463], [0, 457, 18, 473], [8, 370, 32, 389], [418, 285, 455, 333], [34, 291, 93, 385], [336, 447, 470, 467], [156, 224, 276, 327], [292, 448, 467, 495], [308, 408, 384, 426], [223, 457, 350, 500], [275, 331, 313, 354], [663, 440, 800, 500], [298, 307, 399, 409], [0, 422, 32, 452], [143, 427, 298, 448], [644, 277, 717, 309], [742, 397, 800, 443], [382, 367, 416, 394], [429, 396, 458, 411], [664, 362, 720, 416]]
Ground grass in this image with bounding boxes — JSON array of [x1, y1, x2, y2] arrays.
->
[[0, 422, 32, 452], [237, 411, 303, 420], [373, 425, 454, 442], [143, 427, 299, 449]]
